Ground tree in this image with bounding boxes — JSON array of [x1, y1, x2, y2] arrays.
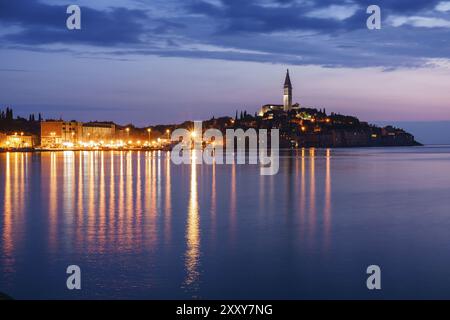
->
[[7, 107, 13, 120]]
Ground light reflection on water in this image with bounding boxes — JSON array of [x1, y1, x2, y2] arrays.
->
[[1, 147, 450, 299]]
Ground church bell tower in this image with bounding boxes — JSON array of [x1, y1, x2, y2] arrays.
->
[[283, 69, 293, 112]]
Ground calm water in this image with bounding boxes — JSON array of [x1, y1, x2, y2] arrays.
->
[[1, 147, 450, 299]]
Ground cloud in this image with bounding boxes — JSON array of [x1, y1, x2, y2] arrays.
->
[[1, 0, 450, 69], [0, 0, 160, 46], [436, 1, 450, 12], [306, 4, 360, 21], [389, 16, 450, 28]]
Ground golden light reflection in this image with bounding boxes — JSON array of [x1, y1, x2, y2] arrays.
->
[[49, 152, 58, 250], [211, 160, 217, 243], [76, 152, 84, 244], [99, 151, 106, 252], [119, 151, 125, 235], [145, 151, 158, 249], [109, 151, 115, 242], [184, 150, 200, 293], [324, 148, 332, 249], [63, 151, 75, 233], [309, 148, 316, 239], [136, 152, 142, 226], [300, 148, 306, 230], [87, 152, 95, 232], [2, 153, 13, 273], [164, 152, 172, 244], [126, 152, 133, 242], [230, 161, 236, 240]]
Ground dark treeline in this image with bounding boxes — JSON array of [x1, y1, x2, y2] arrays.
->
[[0, 107, 41, 135]]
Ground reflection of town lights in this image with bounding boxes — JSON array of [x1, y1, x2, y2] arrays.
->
[[128, 140, 132, 144]]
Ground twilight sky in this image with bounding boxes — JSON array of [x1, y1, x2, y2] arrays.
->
[[0, 0, 450, 126]]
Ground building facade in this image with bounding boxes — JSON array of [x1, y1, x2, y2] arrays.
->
[[0, 132, 7, 147], [40, 120, 83, 148], [0, 132, 36, 148], [82, 122, 116, 141]]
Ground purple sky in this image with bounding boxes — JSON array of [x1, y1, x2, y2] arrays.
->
[[1, 0, 450, 126]]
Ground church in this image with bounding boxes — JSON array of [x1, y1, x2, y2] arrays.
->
[[258, 69, 300, 117]]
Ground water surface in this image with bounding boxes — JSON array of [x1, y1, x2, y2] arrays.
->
[[1, 147, 450, 299]]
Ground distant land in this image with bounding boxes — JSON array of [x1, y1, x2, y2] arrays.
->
[[375, 121, 450, 145]]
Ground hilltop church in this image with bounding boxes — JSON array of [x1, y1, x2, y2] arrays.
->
[[258, 69, 300, 116]]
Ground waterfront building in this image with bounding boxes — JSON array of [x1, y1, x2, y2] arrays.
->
[[0, 132, 36, 148], [82, 122, 116, 141], [40, 120, 83, 148], [0, 132, 7, 147]]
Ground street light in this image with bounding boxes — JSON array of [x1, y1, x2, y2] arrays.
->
[[147, 128, 151, 143], [166, 129, 170, 140]]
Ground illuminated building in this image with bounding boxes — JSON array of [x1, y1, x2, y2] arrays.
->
[[0, 132, 36, 148], [258, 70, 300, 116], [82, 122, 116, 141], [0, 132, 6, 147], [40, 120, 83, 148]]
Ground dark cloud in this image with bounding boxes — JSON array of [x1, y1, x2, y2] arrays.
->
[[0, 0, 152, 45], [1, 0, 449, 69]]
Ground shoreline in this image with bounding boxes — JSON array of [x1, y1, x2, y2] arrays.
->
[[0, 144, 426, 153]]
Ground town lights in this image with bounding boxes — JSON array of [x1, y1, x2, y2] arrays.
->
[[147, 128, 151, 143]]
